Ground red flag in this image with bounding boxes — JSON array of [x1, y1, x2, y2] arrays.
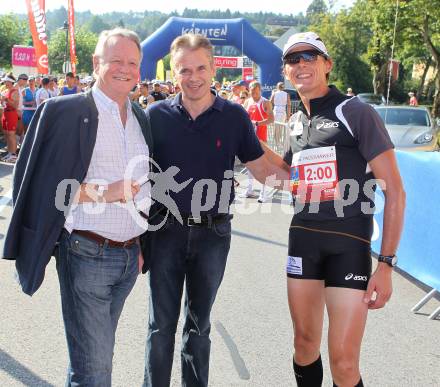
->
[[68, 0, 77, 75], [25, 0, 49, 74]]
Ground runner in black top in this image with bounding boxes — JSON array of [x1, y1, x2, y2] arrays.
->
[[260, 32, 405, 387]]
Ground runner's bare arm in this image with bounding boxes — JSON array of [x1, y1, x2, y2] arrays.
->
[[363, 149, 406, 309], [259, 140, 290, 172], [370, 149, 405, 259]]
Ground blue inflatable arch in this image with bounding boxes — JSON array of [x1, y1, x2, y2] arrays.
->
[[140, 17, 283, 97]]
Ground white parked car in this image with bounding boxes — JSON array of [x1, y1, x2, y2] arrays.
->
[[374, 106, 439, 151]]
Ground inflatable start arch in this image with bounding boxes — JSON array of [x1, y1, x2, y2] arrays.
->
[[140, 17, 283, 97]]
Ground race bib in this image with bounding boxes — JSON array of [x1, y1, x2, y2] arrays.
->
[[290, 146, 340, 203]]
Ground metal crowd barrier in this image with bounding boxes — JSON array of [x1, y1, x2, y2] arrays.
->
[[236, 122, 289, 195], [266, 98, 300, 156], [266, 121, 290, 156]]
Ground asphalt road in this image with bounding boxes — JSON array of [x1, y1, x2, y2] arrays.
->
[[0, 164, 439, 387]]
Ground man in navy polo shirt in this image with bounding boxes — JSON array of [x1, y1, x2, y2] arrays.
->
[[143, 34, 289, 387]]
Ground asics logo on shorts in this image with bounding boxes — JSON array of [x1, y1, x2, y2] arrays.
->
[[316, 121, 339, 130], [345, 273, 367, 281]]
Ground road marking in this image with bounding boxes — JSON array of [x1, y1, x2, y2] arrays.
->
[[0, 189, 12, 214], [215, 321, 250, 380]]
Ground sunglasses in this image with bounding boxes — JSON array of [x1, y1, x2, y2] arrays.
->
[[283, 50, 326, 65]]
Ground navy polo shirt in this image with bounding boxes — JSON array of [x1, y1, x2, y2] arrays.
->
[[147, 92, 264, 215]]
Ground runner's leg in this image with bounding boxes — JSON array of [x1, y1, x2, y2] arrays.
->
[[326, 287, 368, 387], [287, 278, 325, 365]]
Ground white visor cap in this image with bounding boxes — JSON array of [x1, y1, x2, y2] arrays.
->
[[282, 31, 329, 59]]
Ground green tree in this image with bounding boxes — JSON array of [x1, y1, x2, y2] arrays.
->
[[0, 14, 29, 67], [83, 15, 111, 35], [364, 0, 401, 95], [399, 0, 440, 116], [306, 0, 328, 24], [310, 1, 372, 93], [48, 27, 97, 74], [45, 6, 67, 32], [306, 0, 328, 15]]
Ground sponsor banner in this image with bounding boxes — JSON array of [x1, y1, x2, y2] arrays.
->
[[242, 67, 253, 81], [68, 0, 77, 74], [214, 56, 253, 69], [12, 46, 37, 67], [181, 23, 228, 41], [214, 56, 239, 68], [25, 0, 48, 74]]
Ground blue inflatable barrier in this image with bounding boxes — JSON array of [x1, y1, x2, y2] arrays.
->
[[140, 17, 283, 98], [372, 150, 440, 292]]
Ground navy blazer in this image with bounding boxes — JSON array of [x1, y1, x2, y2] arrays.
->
[[2, 90, 153, 296]]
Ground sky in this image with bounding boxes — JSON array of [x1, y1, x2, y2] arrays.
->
[[1, 0, 355, 15]]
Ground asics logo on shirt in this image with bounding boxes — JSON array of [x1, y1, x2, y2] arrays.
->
[[317, 121, 339, 130]]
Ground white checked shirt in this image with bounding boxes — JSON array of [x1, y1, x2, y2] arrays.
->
[[64, 85, 151, 241]]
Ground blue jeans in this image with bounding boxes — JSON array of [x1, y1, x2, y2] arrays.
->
[[143, 216, 232, 387], [56, 230, 139, 387]]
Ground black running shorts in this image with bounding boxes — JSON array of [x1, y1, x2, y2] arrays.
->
[[287, 216, 373, 290]]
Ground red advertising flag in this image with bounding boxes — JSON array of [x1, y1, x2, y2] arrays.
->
[[388, 59, 399, 81], [68, 0, 77, 75], [25, 0, 49, 74]]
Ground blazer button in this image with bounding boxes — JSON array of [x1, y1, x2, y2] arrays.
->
[[84, 118, 89, 123]]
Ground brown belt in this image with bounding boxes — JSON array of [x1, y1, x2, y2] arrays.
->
[[71, 229, 138, 248]]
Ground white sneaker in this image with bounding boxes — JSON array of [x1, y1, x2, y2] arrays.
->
[[257, 195, 270, 203], [1, 153, 12, 162], [3, 153, 17, 163]]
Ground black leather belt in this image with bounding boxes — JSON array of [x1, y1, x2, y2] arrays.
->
[[158, 208, 233, 227], [183, 213, 233, 227]]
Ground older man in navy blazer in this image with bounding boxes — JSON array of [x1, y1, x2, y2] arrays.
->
[[3, 28, 153, 386]]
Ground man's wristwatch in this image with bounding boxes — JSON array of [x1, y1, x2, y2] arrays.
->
[[96, 184, 106, 203], [378, 254, 398, 267]]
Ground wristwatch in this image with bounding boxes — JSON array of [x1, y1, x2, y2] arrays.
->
[[378, 254, 398, 267], [96, 184, 106, 203]]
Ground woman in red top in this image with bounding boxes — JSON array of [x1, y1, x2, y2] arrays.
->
[[1, 74, 19, 163]]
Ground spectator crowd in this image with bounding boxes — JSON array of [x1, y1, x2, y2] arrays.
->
[[1, 71, 293, 165]]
